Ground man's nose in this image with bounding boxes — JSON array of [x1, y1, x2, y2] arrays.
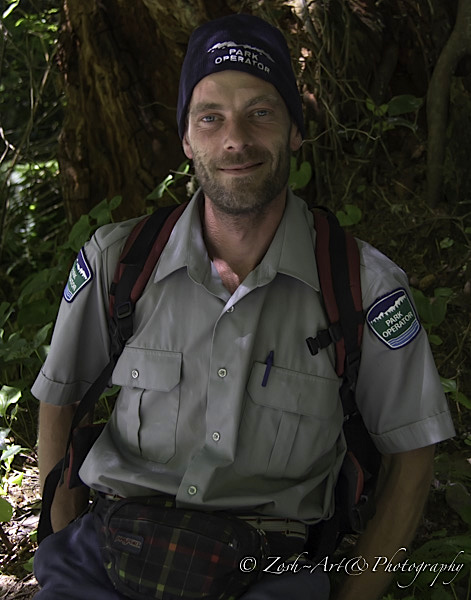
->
[[223, 117, 251, 152]]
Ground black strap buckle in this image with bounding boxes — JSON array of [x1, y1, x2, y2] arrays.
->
[[306, 322, 342, 356], [115, 301, 133, 319]]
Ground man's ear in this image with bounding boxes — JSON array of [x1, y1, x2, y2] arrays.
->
[[182, 133, 193, 160], [289, 123, 302, 152]]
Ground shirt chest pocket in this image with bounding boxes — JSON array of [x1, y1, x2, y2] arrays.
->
[[235, 362, 342, 479], [112, 347, 182, 463]]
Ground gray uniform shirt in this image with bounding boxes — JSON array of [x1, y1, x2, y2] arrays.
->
[[32, 191, 455, 521]]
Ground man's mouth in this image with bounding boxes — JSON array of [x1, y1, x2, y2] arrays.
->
[[218, 162, 263, 175]]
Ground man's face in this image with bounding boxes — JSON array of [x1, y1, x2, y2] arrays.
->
[[183, 71, 302, 217]]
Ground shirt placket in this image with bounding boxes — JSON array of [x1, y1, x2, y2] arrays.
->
[[176, 286, 269, 504]]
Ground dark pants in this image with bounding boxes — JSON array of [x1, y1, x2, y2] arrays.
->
[[34, 513, 330, 599]]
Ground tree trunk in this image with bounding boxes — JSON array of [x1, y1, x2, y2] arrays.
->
[[426, 0, 471, 207], [57, 0, 236, 223]]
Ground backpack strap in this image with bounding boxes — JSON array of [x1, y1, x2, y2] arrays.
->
[[306, 209, 364, 412], [305, 209, 367, 558], [109, 202, 188, 348], [306, 209, 384, 558], [38, 202, 187, 543], [67, 202, 188, 441]]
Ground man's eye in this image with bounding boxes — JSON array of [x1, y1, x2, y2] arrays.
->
[[201, 115, 216, 123], [253, 109, 270, 118]]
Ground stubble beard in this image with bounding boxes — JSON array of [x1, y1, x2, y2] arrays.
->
[[191, 144, 291, 218]]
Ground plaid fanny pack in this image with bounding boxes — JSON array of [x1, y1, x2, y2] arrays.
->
[[94, 495, 267, 600]]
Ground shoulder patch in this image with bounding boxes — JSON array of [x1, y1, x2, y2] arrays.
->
[[366, 288, 421, 349], [63, 248, 93, 303]]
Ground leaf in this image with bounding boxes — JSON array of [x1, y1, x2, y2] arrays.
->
[[9, 472, 23, 486], [22, 556, 34, 573], [336, 204, 362, 226], [33, 323, 53, 347], [147, 175, 174, 200], [0, 303, 14, 329], [1, 444, 21, 462], [66, 215, 91, 252], [366, 98, 388, 116], [289, 158, 312, 190], [0, 387, 21, 418], [18, 267, 63, 307], [89, 198, 119, 227], [0, 334, 32, 362], [440, 378, 471, 408], [108, 196, 122, 212], [173, 160, 190, 181], [2, 0, 20, 20], [399, 535, 471, 590], [440, 377, 458, 394], [17, 300, 57, 328], [0, 428, 11, 451], [434, 451, 471, 484], [411, 288, 449, 327], [440, 237, 454, 249], [0, 497, 13, 523], [455, 392, 471, 409], [386, 94, 423, 116]]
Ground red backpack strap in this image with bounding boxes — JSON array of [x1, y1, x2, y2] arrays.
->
[[307, 208, 363, 380], [110, 202, 188, 317]]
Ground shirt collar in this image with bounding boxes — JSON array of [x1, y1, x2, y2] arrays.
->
[[154, 188, 319, 292], [154, 190, 209, 285], [273, 189, 319, 291]]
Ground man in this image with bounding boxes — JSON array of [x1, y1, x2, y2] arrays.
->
[[33, 13, 455, 600]]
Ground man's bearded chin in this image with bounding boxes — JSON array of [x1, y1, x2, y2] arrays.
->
[[192, 148, 291, 217]]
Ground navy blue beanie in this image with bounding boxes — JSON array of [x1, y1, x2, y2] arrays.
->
[[177, 13, 305, 139]]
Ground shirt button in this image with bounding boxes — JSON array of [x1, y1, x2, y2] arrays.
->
[[212, 431, 221, 442], [227, 306, 235, 313], [217, 368, 227, 378], [187, 485, 197, 496], [131, 369, 139, 379]]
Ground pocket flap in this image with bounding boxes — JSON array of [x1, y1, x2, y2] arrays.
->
[[112, 346, 182, 391], [247, 362, 340, 418]]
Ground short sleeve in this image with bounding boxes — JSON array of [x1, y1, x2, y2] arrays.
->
[[31, 219, 140, 405], [355, 240, 456, 453]]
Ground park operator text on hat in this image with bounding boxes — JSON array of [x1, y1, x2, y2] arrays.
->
[[177, 13, 305, 140]]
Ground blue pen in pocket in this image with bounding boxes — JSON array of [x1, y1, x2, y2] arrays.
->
[[261, 350, 274, 387]]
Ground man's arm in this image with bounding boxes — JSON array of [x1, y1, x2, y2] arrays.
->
[[38, 402, 90, 532], [334, 444, 435, 600]]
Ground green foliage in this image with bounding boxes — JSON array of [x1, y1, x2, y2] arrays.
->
[[289, 157, 363, 226], [336, 204, 362, 227], [365, 95, 423, 134], [0, 497, 13, 522], [65, 196, 123, 252], [440, 378, 471, 411], [0, 386, 23, 524], [0, 0, 64, 293], [341, 94, 423, 162], [0, 192, 121, 541], [411, 287, 454, 346], [289, 157, 312, 191], [147, 161, 191, 206]]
